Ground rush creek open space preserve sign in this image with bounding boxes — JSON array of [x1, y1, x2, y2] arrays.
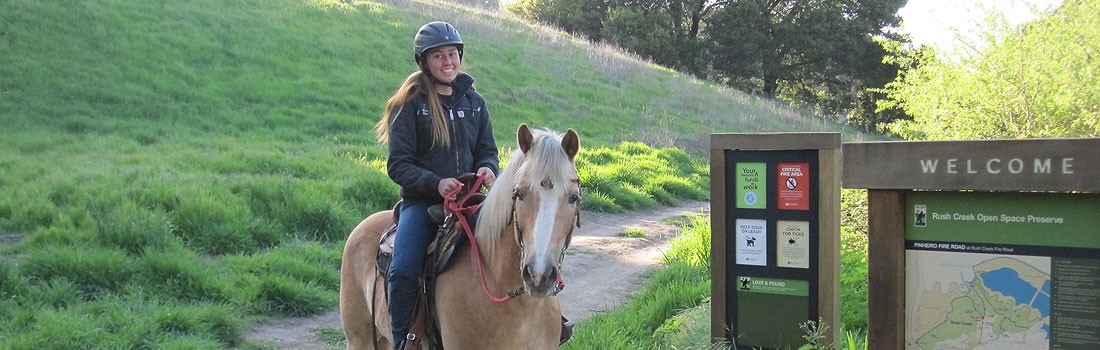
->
[[905, 191, 1100, 349], [844, 138, 1100, 350]]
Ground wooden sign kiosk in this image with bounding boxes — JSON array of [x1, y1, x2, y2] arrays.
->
[[710, 133, 841, 349], [843, 139, 1100, 350]]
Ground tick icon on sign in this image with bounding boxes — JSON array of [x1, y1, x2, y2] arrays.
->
[[785, 177, 797, 190]]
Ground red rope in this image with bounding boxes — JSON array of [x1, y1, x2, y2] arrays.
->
[[444, 176, 517, 303]]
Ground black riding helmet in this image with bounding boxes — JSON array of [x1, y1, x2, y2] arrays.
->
[[413, 21, 464, 65]]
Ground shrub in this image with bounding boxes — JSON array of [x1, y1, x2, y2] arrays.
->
[[580, 190, 625, 213], [611, 183, 659, 210], [249, 275, 334, 317], [27, 277, 83, 309], [656, 147, 704, 175], [662, 213, 711, 268], [0, 261, 25, 298], [617, 141, 653, 155], [170, 187, 259, 255], [153, 303, 242, 347], [651, 175, 707, 200], [22, 246, 136, 298], [229, 242, 341, 291], [94, 201, 181, 256], [139, 249, 232, 303]]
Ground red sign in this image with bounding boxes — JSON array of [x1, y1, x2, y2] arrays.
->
[[777, 162, 809, 210]]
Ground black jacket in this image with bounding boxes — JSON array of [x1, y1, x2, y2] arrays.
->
[[386, 73, 498, 201]]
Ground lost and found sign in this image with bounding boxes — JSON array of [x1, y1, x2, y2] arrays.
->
[[906, 191, 1100, 349]]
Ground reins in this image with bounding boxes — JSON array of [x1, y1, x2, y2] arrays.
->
[[444, 176, 523, 303], [443, 175, 566, 303]]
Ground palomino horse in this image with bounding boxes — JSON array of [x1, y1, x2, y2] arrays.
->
[[340, 124, 581, 349]]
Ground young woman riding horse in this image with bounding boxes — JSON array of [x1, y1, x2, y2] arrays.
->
[[340, 125, 580, 349], [340, 21, 574, 350]]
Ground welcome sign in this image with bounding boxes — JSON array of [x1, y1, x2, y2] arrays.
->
[[844, 139, 1100, 192], [843, 138, 1100, 350]]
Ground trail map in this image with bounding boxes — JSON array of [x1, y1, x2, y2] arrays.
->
[[907, 251, 1050, 350]]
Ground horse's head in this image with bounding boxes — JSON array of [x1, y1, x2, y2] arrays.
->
[[509, 124, 581, 297]]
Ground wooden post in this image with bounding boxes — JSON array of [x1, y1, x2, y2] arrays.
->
[[818, 146, 842, 346], [710, 143, 730, 342], [866, 189, 906, 349]]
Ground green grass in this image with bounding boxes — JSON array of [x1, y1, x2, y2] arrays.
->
[[0, 0, 879, 347], [618, 228, 648, 238], [577, 145, 709, 213], [662, 213, 712, 269], [839, 189, 870, 331], [563, 263, 711, 350], [564, 213, 712, 350]]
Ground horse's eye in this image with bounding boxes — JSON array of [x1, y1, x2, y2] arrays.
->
[[569, 194, 580, 204], [514, 190, 525, 201]]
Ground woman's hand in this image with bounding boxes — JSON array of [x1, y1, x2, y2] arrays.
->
[[437, 177, 462, 199], [476, 167, 496, 190]]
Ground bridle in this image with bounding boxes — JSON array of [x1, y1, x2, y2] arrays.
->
[[444, 175, 580, 303]]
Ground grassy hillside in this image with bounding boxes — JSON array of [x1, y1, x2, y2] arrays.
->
[[1, 0, 879, 348]]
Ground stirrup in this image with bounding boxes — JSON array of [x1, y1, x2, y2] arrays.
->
[[560, 316, 575, 345]]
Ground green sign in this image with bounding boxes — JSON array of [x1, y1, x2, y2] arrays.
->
[[735, 162, 766, 209], [907, 191, 1100, 249], [737, 277, 809, 349], [736, 276, 809, 296], [906, 191, 1100, 350]]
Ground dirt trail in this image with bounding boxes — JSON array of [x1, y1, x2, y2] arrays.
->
[[243, 201, 711, 349]]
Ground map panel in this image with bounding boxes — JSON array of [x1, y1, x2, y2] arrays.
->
[[906, 251, 1050, 350]]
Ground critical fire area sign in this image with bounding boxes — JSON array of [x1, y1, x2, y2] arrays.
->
[[777, 162, 809, 210]]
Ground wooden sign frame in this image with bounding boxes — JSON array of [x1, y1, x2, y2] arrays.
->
[[710, 133, 841, 348]]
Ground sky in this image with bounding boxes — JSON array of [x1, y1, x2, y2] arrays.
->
[[897, 0, 1065, 52]]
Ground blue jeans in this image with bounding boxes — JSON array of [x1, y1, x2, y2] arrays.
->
[[387, 199, 437, 348]]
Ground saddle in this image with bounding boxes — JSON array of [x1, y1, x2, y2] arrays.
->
[[376, 174, 485, 349]]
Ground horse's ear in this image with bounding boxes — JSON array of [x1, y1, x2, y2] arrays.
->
[[562, 129, 579, 161], [517, 123, 533, 154]]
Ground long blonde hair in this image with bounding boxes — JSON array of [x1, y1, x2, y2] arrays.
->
[[375, 70, 451, 148]]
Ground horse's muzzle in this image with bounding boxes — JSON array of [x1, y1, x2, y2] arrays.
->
[[521, 263, 561, 297]]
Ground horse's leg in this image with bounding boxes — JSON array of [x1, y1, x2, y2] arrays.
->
[[340, 211, 393, 350]]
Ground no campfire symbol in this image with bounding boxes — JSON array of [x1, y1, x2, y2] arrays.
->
[[777, 162, 809, 210]]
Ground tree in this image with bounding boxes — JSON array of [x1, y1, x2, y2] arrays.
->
[[704, 0, 906, 120], [507, 0, 910, 133], [600, 2, 711, 75], [503, 0, 610, 40], [884, 0, 1099, 140]]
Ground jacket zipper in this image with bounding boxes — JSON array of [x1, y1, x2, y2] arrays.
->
[[448, 105, 461, 175]]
